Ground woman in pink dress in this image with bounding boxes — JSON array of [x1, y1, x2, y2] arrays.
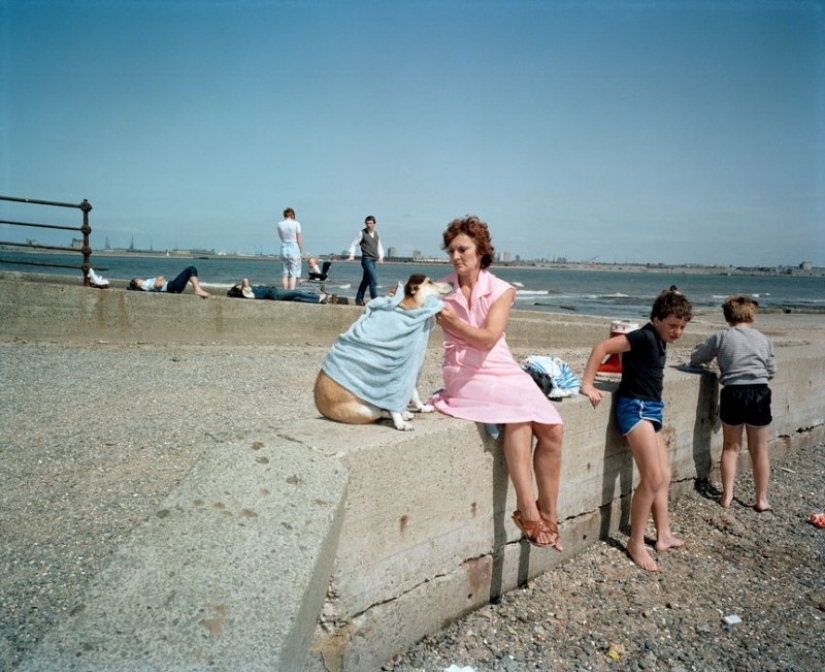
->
[[430, 216, 564, 550]]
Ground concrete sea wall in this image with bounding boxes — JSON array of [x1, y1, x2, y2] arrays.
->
[[2, 277, 824, 672]]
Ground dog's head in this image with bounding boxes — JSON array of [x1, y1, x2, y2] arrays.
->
[[399, 274, 453, 310]]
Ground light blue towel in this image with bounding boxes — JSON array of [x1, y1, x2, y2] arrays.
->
[[322, 282, 443, 413]]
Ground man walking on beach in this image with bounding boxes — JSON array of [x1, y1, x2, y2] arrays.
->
[[348, 215, 384, 306]]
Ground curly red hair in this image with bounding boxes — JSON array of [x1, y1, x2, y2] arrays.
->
[[441, 215, 495, 269]]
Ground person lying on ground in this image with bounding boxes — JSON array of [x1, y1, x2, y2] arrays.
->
[[227, 279, 337, 304], [128, 265, 210, 298]]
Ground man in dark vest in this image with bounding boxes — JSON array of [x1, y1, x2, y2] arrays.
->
[[347, 214, 384, 306]]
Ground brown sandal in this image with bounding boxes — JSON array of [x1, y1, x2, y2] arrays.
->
[[536, 501, 563, 552], [512, 510, 553, 548]]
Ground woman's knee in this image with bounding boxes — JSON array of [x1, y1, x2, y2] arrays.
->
[[535, 422, 563, 445]]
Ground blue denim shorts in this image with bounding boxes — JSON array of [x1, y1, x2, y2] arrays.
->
[[615, 396, 664, 436]]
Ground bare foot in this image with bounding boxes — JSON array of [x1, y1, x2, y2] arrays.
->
[[627, 539, 658, 572], [719, 495, 733, 508], [195, 289, 211, 298], [654, 535, 685, 552], [755, 502, 772, 513]]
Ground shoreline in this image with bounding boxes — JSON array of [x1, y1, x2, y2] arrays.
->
[[3, 246, 823, 278]]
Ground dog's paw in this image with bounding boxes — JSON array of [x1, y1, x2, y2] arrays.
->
[[401, 411, 414, 421], [395, 422, 415, 431], [417, 404, 434, 413]]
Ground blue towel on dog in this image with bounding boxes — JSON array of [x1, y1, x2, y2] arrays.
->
[[322, 282, 443, 413]]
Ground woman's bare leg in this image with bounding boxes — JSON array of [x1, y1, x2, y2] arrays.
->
[[533, 422, 564, 550], [502, 422, 553, 546]]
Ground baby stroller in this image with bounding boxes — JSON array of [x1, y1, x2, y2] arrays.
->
[[302, 258, 334, 294], [308, 260, 332, 281]]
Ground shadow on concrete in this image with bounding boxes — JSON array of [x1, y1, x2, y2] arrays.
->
[[678, 364, 720, 480], [597, 385, 633, 540], [481, 425, 534, 601]]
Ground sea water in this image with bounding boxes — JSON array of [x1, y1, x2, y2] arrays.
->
[[1, 251, 822, 320]]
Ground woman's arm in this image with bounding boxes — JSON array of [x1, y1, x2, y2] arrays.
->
[[436, 288, 514, 351]]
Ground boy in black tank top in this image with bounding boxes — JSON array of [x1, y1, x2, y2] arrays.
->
[[580, 287, 694, 572]]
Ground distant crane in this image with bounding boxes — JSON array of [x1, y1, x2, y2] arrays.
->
[[583, 255, 599, 263]]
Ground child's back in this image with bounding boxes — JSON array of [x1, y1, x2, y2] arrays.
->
[[691, 325, 775, 384], [690, 296, 775, 513]]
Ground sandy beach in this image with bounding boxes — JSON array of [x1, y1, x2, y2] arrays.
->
[[1, 308, 823, 671]]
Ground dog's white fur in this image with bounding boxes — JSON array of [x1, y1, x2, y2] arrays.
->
[[314, 274, 451, 430]]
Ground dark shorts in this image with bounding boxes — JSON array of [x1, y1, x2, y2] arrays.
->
[[615, 396, 664, 436], [720, 384, 772, 427]]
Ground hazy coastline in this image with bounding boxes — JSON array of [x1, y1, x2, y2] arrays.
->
[[3, 245, 823, 278]]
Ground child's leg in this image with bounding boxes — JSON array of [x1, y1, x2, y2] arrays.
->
[[746, 424, 771, 511], [720, 423, 744, 508], [651, 432, 684, 552], [624, 421, 665, 571]]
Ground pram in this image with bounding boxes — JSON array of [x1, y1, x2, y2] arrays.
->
[[301, 258, 334, 294], [308, 260, 332, 281]]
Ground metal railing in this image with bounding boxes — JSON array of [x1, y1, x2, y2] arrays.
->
[[0, 195, 96, 285]]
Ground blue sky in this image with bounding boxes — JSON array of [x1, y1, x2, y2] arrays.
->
[[2, 0, 823, 266]]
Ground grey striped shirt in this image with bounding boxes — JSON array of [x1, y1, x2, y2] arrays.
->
[[690, 325, 776, 386]]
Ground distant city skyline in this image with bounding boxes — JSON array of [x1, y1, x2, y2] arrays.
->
[[2, 1, 823, 267]]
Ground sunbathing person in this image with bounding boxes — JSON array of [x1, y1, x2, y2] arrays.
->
[[128, 265, 210, 298], [228, 279, 337, 304]]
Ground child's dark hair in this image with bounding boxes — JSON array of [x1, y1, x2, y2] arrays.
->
[[722, 295, 758, 324], [650, 286, 693, 321]]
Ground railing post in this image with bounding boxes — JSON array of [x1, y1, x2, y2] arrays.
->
[[80, 199, 93, 285]]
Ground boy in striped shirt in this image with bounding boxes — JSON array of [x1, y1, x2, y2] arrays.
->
[[690, 296, 777, 512]]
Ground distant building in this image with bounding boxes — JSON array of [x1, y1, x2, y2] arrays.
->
[[387, 246, 398, 257], [412, 249, 422, 259], [800, 261, 812, 271]]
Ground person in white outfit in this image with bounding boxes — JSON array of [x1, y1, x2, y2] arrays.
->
[[277, 207, 303, 290]]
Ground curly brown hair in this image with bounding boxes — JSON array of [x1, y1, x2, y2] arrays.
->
[[650, 286, 693, 322], [441, 215, 495, 269]]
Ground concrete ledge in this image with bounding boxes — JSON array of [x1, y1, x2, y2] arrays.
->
[[1, 276, 654, 350], [301, 346, 824, 672], [17, 434, 348, 672]]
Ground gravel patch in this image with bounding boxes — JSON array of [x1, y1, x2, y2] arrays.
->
[[390, 443, 825, 672]]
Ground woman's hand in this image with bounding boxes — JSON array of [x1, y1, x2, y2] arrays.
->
[[435, 303, 459, 331]]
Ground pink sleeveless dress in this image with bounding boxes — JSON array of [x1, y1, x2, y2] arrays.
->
[[430, 270, 563, 426]]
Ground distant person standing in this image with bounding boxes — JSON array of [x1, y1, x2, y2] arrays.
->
[[277, 207, 303, 290], [348, 215, 384, 306]]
